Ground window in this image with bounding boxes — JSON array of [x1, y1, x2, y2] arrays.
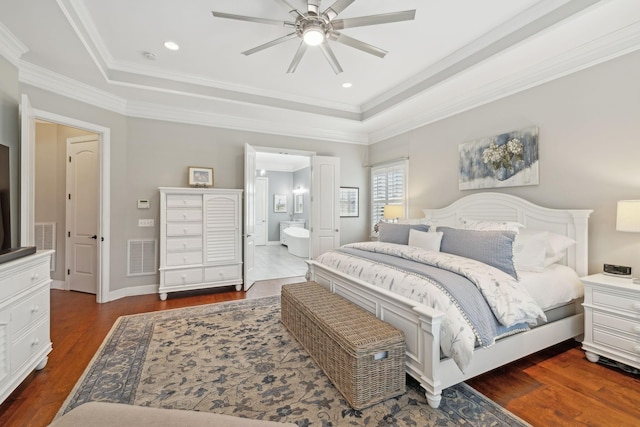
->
[[371, 160, 408, 235]]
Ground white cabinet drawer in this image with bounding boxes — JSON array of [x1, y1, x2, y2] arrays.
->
[[11, 319, 50, 372], [0, 261, 50, 302], [592, 290, 640, 314], [10, 288, 49, 336], [204, 264, 241, 283], [166, 194, 202, 208], [593, 311, 640, 336], [166, 223, 202, 237], [166, 252, 202, 266], [593, 328, 640, 357], [163, 268, 203, 286], [166, 237, 202, 252], [166, 209, 202, 222]]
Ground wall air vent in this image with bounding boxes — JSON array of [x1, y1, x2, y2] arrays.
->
[[34, 222, 56, 271], [127, 239, 157, 276]]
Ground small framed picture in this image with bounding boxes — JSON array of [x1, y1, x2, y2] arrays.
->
[[274, 194, 287, 212], [188, 166, 213, 187]]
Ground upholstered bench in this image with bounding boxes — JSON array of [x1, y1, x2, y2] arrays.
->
[[48, 402, 297, 426], [280, 281, 406, 410]]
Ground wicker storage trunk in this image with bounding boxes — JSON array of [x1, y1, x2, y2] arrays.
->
[[281, 282, 405, 410]]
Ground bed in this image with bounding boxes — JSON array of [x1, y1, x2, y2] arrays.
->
[[306, 192, 592, 408]]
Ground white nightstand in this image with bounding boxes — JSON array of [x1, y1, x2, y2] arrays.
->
[[581, 273, 640, 370]]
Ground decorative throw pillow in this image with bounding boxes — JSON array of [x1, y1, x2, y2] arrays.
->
[[378, 223, 430, 245], [439, 226, 518, 279], [459, 217, 524, 233], [543, 232, 576, 267], [408, 229, 443, 252], [513, 230, 548, 272]]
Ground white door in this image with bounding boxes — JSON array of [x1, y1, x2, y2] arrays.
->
[[255, 177, 268, 246], [243, 143, 257, 291], [20, 94, 36, 246], [67, 136, 99, 294], [311, 156, 340, 259]]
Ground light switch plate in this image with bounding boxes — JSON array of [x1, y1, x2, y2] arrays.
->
[[138, 219, 154, 227]]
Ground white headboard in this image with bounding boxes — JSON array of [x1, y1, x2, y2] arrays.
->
[[422, 193, 593, 276]]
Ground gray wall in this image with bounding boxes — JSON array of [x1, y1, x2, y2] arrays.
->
[[370, 50, 640, 276], [0, 55, 19, 247], [265, 171, 295, 242], [293, 166, 310, 226]]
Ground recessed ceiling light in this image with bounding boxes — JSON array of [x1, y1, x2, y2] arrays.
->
[[342, 82, 352, 88], [164, 41, 180, 51]]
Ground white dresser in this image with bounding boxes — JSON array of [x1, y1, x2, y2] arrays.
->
[[0, 250, 53, 404], [581, 273, 640, 370], [280, 220, 304, 246], [159, 188, 243, 300]]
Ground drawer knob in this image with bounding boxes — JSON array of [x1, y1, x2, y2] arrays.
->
[[183, 256, 187, 263], [183, 228, 188, 235], [181, 274, 186, 283], [31, 272, 39, 280], [183, 242, 187, 248], [32, 338, 40, 347], [31, 305, 40, 313]]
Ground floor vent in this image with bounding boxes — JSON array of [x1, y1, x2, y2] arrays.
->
[[35, 222, 56, 271], [127, 239, 157, 276]]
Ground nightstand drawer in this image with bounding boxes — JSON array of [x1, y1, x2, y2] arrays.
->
[[166, 209, 202, 222], [163, 268, 203, 286], [593, 311, 640, 336], [11, 319, 50, 371], [166, 223, 202, 237], [166, 237, 202, 252], [593, 328, 640, 357], [592, 290, 640, 314], [166, 251, 203, 266], [166, 194, 202, 208], [11, 288, 49, 336], [204, 264, 241, 283]]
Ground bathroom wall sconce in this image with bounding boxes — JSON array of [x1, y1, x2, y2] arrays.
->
[[293, 186, 306, 195]]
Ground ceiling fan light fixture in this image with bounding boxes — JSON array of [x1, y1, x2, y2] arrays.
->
[[303, 25, 324, 46]]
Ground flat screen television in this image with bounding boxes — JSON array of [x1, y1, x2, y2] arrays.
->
[[0, 143, 10, 251]]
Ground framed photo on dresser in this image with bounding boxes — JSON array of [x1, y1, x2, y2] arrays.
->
[[188, 166, 213, 187]]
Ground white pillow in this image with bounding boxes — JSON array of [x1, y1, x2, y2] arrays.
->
[[459, 217, 524, 233], [544, 233, 576, 267], [408, 229, 443, 252], [513, 230, 548, 272]]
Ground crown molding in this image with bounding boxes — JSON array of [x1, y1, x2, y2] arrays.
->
[[0, 22, 28, 67], [369, 20, 640, 144]]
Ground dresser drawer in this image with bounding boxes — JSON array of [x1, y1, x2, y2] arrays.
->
[[166, 223, 202, 237], [166, 194, 202, 208], [10, 288, 49, 336], [592, 311, 640, 336], [204, 264, 241, 283], [11, 319, 50, 372], [166, 209, 202, 222], [163, 268, 203, 286], [166, 251, 203, 266], [592, 289, 640, 314], [0, 261, 50, 302], [166, 237, 202, 252], [593, 328, 640, 357]]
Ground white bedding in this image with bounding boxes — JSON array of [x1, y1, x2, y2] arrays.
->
[[518, 263, 584, 311]]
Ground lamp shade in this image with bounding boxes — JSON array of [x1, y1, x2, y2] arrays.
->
[[383, 205, 404, 220], [616, 200, 640, 232]]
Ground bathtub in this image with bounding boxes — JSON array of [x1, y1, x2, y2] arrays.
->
[[283, 227, 309, 258]]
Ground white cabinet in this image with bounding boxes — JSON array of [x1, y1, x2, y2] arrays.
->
[[0, 251, 53, 404], [159, 188, 243, 300], [280, 221, 304, 246], [581, 273, 640, 371]]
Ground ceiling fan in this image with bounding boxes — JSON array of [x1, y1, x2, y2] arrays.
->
[[212, 0, 416, 74]]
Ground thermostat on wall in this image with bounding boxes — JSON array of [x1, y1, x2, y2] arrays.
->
[[603, 264, 632, 278], [137, 199, 150, 209]]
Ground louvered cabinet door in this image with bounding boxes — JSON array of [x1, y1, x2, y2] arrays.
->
[[204, 192, 241, 276]]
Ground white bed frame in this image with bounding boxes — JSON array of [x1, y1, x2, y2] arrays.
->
[[307, 192, 592, 408]]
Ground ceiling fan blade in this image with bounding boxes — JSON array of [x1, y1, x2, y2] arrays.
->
[[322, 0, 355, 21], [319, 43, 343, 74], [242, 33, 299, 56], [331, 32, 387, 58], [212, 11, 294, 28], [287, 42, 308, 73], [307, 0, 320, 16], [273, 0, 304, 19], [332, 10, 416, 30]]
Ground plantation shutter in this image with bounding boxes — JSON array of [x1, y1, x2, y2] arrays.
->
[[371, 160, 408, 235]]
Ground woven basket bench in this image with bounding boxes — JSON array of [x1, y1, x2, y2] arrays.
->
[[281, 281, 406, 410]]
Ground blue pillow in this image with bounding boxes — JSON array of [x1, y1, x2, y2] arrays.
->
[[378, 223, 430, 245], [439, 227, 518, 279]]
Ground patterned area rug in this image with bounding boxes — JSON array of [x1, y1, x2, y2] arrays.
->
[[58, 296, 530, 426]]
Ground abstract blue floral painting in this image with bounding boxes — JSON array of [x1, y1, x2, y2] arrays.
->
[[458, 127, 539, 190]]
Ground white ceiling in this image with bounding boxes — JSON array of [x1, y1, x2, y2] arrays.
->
[[1, 0, 639, 145]]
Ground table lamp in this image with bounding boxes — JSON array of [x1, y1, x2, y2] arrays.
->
[[383, 205, 404, 223]]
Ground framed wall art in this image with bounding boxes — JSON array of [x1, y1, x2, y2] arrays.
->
[[274, 194, 287, 213], [339, 187, 359, 217], [458, 126, 539, 190], [188, 166, 213, 187]]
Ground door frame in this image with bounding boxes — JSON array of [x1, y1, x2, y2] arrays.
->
[[255, 177, 268, 246], [21, 102, 111, 303]]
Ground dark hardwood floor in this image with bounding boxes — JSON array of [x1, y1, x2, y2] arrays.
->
[[1, 278, 639, 426]]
